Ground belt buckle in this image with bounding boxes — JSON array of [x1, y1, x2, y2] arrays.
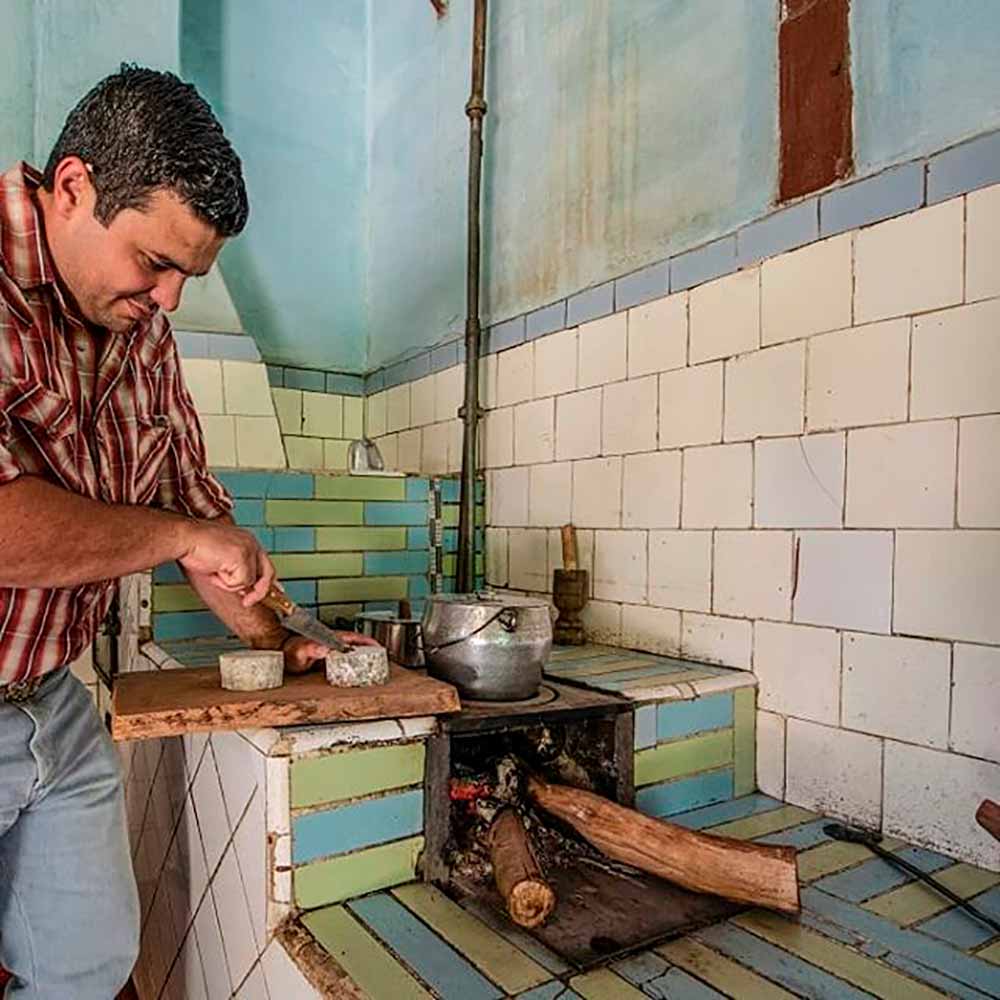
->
[[0, 677, 44, 704]]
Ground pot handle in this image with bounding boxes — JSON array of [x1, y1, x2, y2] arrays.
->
[[425, 605, 518, 656]]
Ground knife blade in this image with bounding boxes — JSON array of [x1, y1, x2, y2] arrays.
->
[[260, 582, 351, 653]]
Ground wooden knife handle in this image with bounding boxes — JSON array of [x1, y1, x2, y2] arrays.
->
[[561, 524, 578, 571], [260, 582, 295, 617]]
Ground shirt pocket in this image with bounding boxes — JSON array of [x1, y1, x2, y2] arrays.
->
[[130, 414, 173, 505]]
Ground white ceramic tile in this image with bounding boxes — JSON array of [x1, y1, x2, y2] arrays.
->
[[222, 361, 274, 417], [485, 527, 509, 586], [366, 391, 387, 438], [235, 962, 268, 1000], [894, 531, 1000, 644], [754, 433, 844, 527], [581, 600, 622, 645], [627, 291, 688, 377], [514, 398, 555, 465], [270, 388, 303, 435], [483, 406, 514, 468], [324, 438, 349, 470], [435, 364, 465, 423], [855, 198, 964, 324], [761, 233, 853, 345], [497, 342, 534, 406], [235, 417, 286, 468], [233, 791, 267, 952], [793, 531, 893, 633], [201, 415, 237, 467], [681, 443, 752, 528], [785, 719, 882, 829], [713, 530, 793, 621], [489, 466, 529, 526], [806, 319, 910, 431], [446, 418, 463, 474], [529, 462, 572, 526], [194, 892, 232, 1000], [680, 612, 752, 668], [555, 387, 602, 460], [578, 312, 627, 388], [658, 362, 723, 449], [182, 358, 225, 415], [911, 299, 1000, 419], [593, 530, 647, 604], [966, 183, 1000, 302], [689, 267, 760, 364], [508, 528, 550, 592], [571, 457, 622, 528], [621, 604, 681, 656], [951, 643, 1000, 763], [178, 800, 209, 917], [261, 939, 320, 999], [213, 732, 260, 830], [386, 384, 411, 433], [622, 451, 681, 529], [602, 376, 658, 454], [884, 741, 1000, 870], [756, 710, 786, 799], [191, 745, 230, 874], [409, 375, 436, 427], [396, 428, 422, 473], [284, 436, 322, 470], [479, 354, 498, 410], [958, 415, 1000, 527], [375, 433, 398, 470], [343, 395, 363, 439], [180, 927, 209, 1000], [753, 621, 840, 725], [301, 391, 343, 438], [213, 848, 258, 988], [648, 530, 712, 611], [842, 632, 950, 749], [533, 327, 578, 398], [724, 341, 805, 441], [846, 420, 956, 527], [420, 422, 449, 475]]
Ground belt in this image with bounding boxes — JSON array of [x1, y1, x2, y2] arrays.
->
[[0, 676, 46, 704]]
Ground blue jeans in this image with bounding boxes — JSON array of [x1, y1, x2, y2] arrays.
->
[[0, 667, 139, 998]]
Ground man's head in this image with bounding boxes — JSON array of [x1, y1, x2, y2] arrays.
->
[[38, 64, 248, 333]]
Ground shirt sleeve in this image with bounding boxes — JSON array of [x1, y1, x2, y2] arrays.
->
[[152, 332, 233, 520], [0, 302, 27, 485]]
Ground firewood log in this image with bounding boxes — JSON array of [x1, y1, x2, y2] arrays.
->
[[976, 799, 1000, 844], [527, 775, 799, 914], [488, 808, 556, 928]]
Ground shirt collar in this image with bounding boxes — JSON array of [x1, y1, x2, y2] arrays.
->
[[0, 162, 57, 291]]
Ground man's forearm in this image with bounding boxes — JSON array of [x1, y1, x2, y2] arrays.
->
[[0, 476, 191, 588], [184, 568, 288, 649]]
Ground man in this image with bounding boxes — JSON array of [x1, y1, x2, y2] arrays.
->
[[0, 65, 372, 998]]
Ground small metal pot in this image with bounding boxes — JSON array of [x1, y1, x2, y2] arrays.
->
[[421, 593, 553, 701], [354, 613, 424, 668]]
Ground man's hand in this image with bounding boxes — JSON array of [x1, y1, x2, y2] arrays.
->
[[283, 630, 382, 675], [178, 519, 275, 606]]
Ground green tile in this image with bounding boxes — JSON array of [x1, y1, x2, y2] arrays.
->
[[291, 742, 426, 808], [733, 686, 756, 796], [265, 499, 363, 526], [152, 583, 202, 612], [294, 836, 423, 908], [315, 526, 407, 551], [442, 505, 459, 527], [315, 475, 407, 501], [317, 576, 409, 603], [270, 552, 363, 579], [634, 728, 733, 788]]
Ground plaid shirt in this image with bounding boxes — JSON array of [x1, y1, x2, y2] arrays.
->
[[0, 163, 232, 684]]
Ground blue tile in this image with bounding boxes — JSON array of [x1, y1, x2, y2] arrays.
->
[[284, 368, 326, 392], [429, 340, 460, 373], [656, 693, 734, 741], [490, 315, 526, 352], [266, 364, 284, 387], [636, 768, 734, 818], [214, 470, 315, 499], [883, 953, 996, 1000], [525, 301, 566, 341], [383, 361, 409, 389], [153, 611, 229, 641], [670, 792, 785, 830], [407, 527, 430, 550], [292, 789, 423, 863], [634, 705, 657, 749], [173, 331, 210, 358], [566, 281, 614, 326], [756, 818, 832, 850], [365, 369, 385, 394], [670, 235, 737, 291], [611, 950, 669, 986], [587, 664, 701, 689], [283, 580, 316, 605], [206, 333, 260, 362], [645, 968, 727, 999], [408, 574, 431, 598], [614, 260, 670, 310], [400, 352, 431, 384], [233, 499, 265, 525], [249, 526, 273, 550], [814, 846, 953, 903], [272, 527, 316, 552], [819, 162, 925, 237], [365, 502, 428, 526], [153, 562, 184, 584], [325, 372, 364, 396], [440, 478, 461, 503], [406, 478, 430, 502], [516, 984, 581, 1000], [928, 130, 1000, 204], [349, 894, 503, 1000], [364, 551, 430, 575], [213, 470, 269, 497], [266, 473, 315, 499], [915, 885, 1000, 950], [697, 923, 872, 1000], [736, 199, 819, 266]]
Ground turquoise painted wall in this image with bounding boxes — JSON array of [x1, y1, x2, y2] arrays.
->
[[366, 0, 779, 369], [181, 0, 368, 373], [852, 0, 1000, 174], [0, 0, 35, 165]]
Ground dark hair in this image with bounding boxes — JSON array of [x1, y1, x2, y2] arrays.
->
[[42, 64, 248, 237]]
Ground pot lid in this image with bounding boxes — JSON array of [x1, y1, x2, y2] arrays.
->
[[426, 592, 550, 610]]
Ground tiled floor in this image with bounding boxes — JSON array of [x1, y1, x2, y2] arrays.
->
[[299, 793, 1000, 998]]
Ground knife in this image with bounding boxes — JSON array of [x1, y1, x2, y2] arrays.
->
[[259, 582, 352, 653]]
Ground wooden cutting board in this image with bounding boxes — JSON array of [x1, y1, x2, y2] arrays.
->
[[111, 663, 460, 741]]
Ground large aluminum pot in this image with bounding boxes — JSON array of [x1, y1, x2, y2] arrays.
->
[[421, 593, 552, 701]]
